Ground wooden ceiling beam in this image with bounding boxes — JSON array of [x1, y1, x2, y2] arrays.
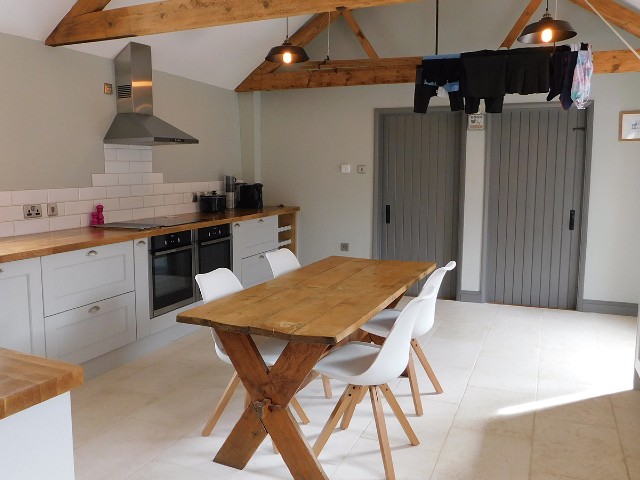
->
[[235, 49, 639, 91], [46, 0, 417, 47], [340, 8, 379, 59], [567, 0, 640, 39], [500, 0, 544, 49]]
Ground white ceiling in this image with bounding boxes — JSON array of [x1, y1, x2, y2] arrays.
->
[[0, 0, 638, 91]]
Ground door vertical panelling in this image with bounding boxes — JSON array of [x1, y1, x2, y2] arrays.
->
[[486, 105, 587, 309], [385, 116, 397, 259], [395, 117, 406, 261], [403, 115, 414, 264]]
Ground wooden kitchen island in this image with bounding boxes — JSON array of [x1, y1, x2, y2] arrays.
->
[[0, 348, 83, 480]]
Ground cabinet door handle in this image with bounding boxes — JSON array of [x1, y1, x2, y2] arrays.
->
[[258, 219, 264, 223], [0, 268, 3, 273], [137, 240, 146, 246], [87, 250, 98, 256], [88, 305, 101, 314], [234, 223, 240, 227], [259, 255, 265, 259]]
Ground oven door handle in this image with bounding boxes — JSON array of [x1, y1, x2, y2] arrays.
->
[[199, 237, 231, 247], [151, 244, 194, 257]]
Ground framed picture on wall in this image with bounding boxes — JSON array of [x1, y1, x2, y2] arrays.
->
[[619, 111, 640, 141]]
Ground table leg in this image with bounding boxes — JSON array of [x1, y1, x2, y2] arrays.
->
[[215, 330, 329, 479]]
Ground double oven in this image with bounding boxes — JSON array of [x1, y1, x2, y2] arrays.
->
[[148, 224, 231, 317]]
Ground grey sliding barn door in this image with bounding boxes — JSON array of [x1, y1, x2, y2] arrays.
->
[[485, 106, 587, 309], [378, 111, 462, 298]]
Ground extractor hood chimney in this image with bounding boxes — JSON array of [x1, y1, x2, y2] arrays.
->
[[104, 42, 198, 146]]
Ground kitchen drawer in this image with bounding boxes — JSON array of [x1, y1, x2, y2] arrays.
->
[[44, 291, 136, 364], [41, 241, 134, 317], [239, 250, 276, 289], [232, 216, 278, 259]]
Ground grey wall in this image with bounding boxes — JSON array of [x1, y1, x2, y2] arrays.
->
[[0, 32, 242, 191]]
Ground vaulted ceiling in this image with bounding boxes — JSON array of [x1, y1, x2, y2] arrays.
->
[[0, 0, 638, 91]]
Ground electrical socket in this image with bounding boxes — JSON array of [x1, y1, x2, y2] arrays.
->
[[192, 192, 198, 202], [23, 204, 43, 219], [47, 203, 58, 216], [340, 243, 349, 252]]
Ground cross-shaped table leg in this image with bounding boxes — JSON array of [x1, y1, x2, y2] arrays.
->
[[214, 329, 329, 479]]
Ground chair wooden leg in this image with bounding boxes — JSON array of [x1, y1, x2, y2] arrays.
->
[[313, 384, 358, 456], [406, 351, 423, 416], [379, 384, 420, 446], [369, 386, 395, 480], [202, 372, 242, 437], [340, 385, 365, 430], [322, 375, 333, 399], [289, 396, 310, 424], [411, 339, 443, 394]]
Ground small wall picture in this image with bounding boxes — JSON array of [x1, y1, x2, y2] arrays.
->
[[468, 113, 485, 131], [619, 111, 640, 141]]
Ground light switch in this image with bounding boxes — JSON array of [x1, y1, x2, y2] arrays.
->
[[341, 164, 351, 174]]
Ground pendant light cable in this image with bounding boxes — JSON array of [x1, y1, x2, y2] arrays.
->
[[326, 12, 331, 61], [582, 0, 640, 62]]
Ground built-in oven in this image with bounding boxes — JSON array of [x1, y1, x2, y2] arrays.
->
[[148, 230, 196, 317], [196, 224, 231, 299]]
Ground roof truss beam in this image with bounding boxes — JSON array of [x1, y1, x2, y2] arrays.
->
[[568, 0, 640, 39], [46, 0, 417, 47]]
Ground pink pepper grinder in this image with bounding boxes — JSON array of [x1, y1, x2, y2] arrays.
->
[[96, 204, 104, 225], [90, 212, 99, 226]]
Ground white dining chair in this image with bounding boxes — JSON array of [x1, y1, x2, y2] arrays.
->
[[360, 261, 456, 416], [265, 248, 334, 400], [195, 268, 310, 438], [312, 292, 432, 480]]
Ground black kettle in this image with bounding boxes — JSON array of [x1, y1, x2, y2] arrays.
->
[[237, 183, 263, 209]]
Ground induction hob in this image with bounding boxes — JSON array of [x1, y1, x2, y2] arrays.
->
[[92, 214, 208, 230]]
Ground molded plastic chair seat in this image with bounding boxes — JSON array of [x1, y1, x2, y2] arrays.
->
[[312, 294, 431, 480], [360, 261, 456, 416]]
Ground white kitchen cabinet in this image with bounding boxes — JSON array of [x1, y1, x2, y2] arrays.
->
[[44, 292, 136, 365], [232, 216, 278, 287], [41, 242, 134, 317], [133, 237, 153, 338], [0, 258, 45, 356]]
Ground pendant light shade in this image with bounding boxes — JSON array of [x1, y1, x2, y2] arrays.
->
[[517, 1, 577, 44], [265, 18, 309, 64]]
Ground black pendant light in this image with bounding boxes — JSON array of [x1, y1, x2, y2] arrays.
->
[[265, 17, 309, 64], [517, 0, 577, 44]]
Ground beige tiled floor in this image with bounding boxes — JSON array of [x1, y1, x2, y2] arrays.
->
[[71, 301, 640, 480]]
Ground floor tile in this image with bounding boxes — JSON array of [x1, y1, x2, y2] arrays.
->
[[613, 405, 640, 459], [531, 417, 628, 480]]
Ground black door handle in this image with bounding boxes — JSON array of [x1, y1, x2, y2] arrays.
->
[[385, 205, 391, 224], [569, 209, 575, 230]]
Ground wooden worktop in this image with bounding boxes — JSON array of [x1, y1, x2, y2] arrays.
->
[[0, 348, 83, 420], [0, 206, 299, 264]]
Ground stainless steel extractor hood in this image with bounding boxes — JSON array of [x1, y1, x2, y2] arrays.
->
[[104, 42, 198, 146]]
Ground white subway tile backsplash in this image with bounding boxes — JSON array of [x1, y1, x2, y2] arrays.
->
[[175, 203, 197, 215], [129, 162, 152, 173], [119, 196, 143, 209], [107, 185, 131, 199], [191, 182, 209, 192], [12, 190, 48, 205], [94, 198, 120, 211], [142, 173, 163, 184], [143, 195, 165, 207], [64, 200, 93, 215], [80, 215, 92, 227], [0, 222, 15, 238], [79, 187, 107, 201], [140, 149, 153, 162], [118, 173, 144, 186], [48, 188, 79, 203], [165, 193, 184, 205], [130, 184, 154, 197], [92, 174, 120, 187], [153, 183, 174, 195], [173, 183, 192, 194], [103, 147, 118, 162], [0, 191, 13, 206], [116, 148, 141, 162], [208, 181, 224, 192], [132, 207, 155, 220], [183, 192, 194, 204], [49, 215, 81, 231], [154, 205, 175, 217], [108, 210, 133, 223], [14, 218, 50, 236], [104, 162, 130, 174], [0, 206, 24, 222]]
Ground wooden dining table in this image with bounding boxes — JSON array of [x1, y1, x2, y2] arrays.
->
[[177, 256, 436, 479]]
